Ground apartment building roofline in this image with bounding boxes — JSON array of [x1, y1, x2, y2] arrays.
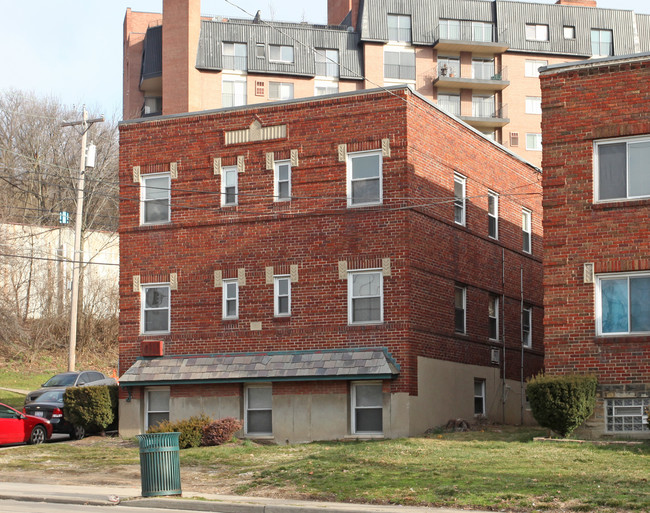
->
[[540, 51, 650, 74]]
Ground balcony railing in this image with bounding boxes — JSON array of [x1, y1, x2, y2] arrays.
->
[[384, 64, 416, 81], [315, 61, 340, 78], [437, 99, 461, 117], [222, 55, 247, 71], [433, 22, 509, 52], [471, 102, 508, 120], [436, 64, 508, 82]]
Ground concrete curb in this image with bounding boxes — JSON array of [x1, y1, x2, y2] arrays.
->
[[0, 493, 112, 507]]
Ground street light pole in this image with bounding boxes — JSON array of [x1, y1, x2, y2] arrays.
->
[[62, 107, 104, 372]]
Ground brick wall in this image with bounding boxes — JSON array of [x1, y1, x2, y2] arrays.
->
[[119, 87, 543, 398], [541, 59, 650, 385]]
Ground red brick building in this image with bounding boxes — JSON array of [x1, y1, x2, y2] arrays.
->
[[118, 86, 542, 441], [540, 54, 650, 437]]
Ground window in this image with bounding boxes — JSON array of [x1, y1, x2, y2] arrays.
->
[[474, 379, 486, 415], [222, 76, 247, 107], [525, 24, 549, 41], [222, 42, 247, 71], [455, 285, 466, 333], [489, 295, 499, 340], [525, 96, 542, 115], [222, 279, 239, 319], [564, 26, 576, 39], [388, 14, 411, 43], [488, 191, 498, 239], [522, 306, 532, 347], [255, 43, 265, 58], [348, 270, 383, 324], [273, 160, 291, 201], [347, 150, 382, 206], [439, 19, 460, 40], [221, 166, 238, 206], [274, 275, 291, 316], [143, 96, 162, 116], [472, 22, 493, 42], [315, 80, 339, 96], [141, 173, 170, 225], [438, 93, 461, 117], [438, 56, 460, 78], [481, 130, 496, 141], [384, 48, 416, 81], [255, 80, 264, 96], [145, 388, 169, 431], [526, 133, 542, 151], [472, 95, 495, 118], [510, 132, 520, 147], [522, 209, 532, 254], [315, 48, 339, 77], [525, 59, 547, 77], [245, 385, 272, 435], [596, 272, 650, 335], [269, 44, 294, 63], [594, 136, 650, 201], [142, 284, 170, 334], [591, 29, 613, 56], [472, 58, 495, 80], [606, 398, 650, 433], [454, 173, 466, 225], [269, 82, 294, 100], [351, 382, 383, 434]]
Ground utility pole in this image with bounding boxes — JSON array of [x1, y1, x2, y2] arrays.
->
[[62, 107, 104, 372]]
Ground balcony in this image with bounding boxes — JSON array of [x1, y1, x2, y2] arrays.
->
[[433, 22, 509, 55], [460, 103, 509, 128], [433, 65, 509, 91]]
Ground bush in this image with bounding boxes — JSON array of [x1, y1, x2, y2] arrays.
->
[[202, 417, 243, 446], [526, 373, 597, 438], [147, 414, 212, 449], [64, 385, 114, 433]]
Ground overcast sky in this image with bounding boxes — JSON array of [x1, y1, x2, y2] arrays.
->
[[0, 0, 648, 120]]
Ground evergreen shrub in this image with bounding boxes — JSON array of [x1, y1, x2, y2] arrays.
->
[[202, 417, 243, 446], [147, 414, 212, 449], [64, 385, 114, 433]]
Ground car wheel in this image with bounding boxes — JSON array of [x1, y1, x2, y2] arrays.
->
[[29, 425, 47, 445], [71, 425, 85, 440]]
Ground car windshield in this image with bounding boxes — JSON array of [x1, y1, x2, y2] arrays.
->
[[36, 391, 64, 403], [43, 374, 77, 386]]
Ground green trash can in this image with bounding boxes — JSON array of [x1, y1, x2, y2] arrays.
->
[[136, 432, 182, 497]]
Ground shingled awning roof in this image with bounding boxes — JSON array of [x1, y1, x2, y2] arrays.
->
[[120, 348, 399, 387]]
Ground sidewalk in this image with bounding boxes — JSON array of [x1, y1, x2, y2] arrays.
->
[[0, 481, 492, 512]]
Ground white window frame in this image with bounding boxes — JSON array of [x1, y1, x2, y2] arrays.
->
[[525, 23, 549, 42], [591, 28, 613, 57], [455, 285, 466, 334], [488, 190, 498, 239], [522, 306, 532, 348], [274, 160, 291, 201], [439, 19, 460, 40], [222, 278, 239, 320], [383, 46, 416, 83], [525, 59, 548, 78], [596, 272, 650, 336], [314, 79, 339, 96], [222, 75, 247, 108], [348, 269, 383, 325], [351, 381, 383, 435], [141, 173, 171, 225], [269, 44, 294, 63], [269, 81, 294, 101], [489, 295, 499, 341], [437, 93, 461, 117], [221, 165, 238, 206], [244, 384, 273, 436], [564, 26, 576, 40], [144, 387, 170, 431], [438, 55, 460, 78], [472, 22, 493, 43], [222, 42, 247, 71], [525, 96, 542, 115], [606, 398, 650, 433], [274, 275, 291, 317], [474, 379, 486, 415], [454, 173, 466, 226], [347, 150, 383, 207], [526, 133, 542, 152], [387, 14, 412, 43], [141, 283, 170, 335], [594, 135, 650, 202], [522, 209, 532, 254], [315, 48, 340, 78]]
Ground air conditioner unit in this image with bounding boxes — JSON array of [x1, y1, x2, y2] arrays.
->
[[141, 340, 163, 357], [490, 347, 500, 365]]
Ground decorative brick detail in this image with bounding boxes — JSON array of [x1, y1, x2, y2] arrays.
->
[[382, 258, 392, 277], [583, 263, 594, 284], [132, 166, 140, 183], [214, 270, 223, 288], [170, 272, 178, 290], [213, 158, 222, 176], [290, 264, 299, 283], [132, 275, 141, 292], [265, 152, 274, 171], [265, 266, 274, 284], [291, 149, 299, 167], [337, 144, 347, 162], [382, 138, 391, 158], [237, 155, 245, 173], [338, 261, 348, 280], [238, 268, 246, 286], [170, 162, 178, 179], [250, 321, 262, 331]]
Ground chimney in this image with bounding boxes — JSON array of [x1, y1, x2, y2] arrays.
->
[[555, 0, 597, 6], [328, 0, 360, 28]]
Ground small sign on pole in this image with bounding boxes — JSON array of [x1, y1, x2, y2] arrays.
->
[[59, 211, 70, 225]]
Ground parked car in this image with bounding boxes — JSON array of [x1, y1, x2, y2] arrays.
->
[[22, 388, 85, 440], [24, 370, 116, 404], [0, 402, 52, 446]]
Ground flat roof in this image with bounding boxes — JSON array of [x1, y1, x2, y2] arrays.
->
[[540, 51, 650, 75]]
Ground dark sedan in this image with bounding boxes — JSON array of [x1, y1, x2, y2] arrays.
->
[[0, 402, 52, 446], [22, 389, 85, 440], [24, 370, 116, 404]]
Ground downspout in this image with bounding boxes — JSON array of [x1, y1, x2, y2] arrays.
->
[[520, 267, 525, 425], [502, 248, 506, 424]]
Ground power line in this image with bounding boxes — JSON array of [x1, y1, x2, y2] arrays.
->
[[0, 252, 118, 267]]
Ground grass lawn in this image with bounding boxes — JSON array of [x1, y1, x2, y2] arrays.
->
[[1, 427, 648, 512], [0, 367, 58, 409]]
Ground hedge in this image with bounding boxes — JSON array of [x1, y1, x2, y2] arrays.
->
[[64, 385, 119, 433]]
